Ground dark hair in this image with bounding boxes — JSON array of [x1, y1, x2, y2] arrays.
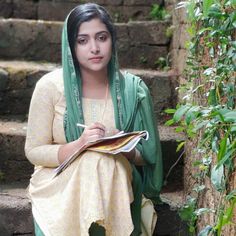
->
[[67, 3, 116, 60]]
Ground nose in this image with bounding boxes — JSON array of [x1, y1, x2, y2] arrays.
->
[[90, 39, 100, 54]]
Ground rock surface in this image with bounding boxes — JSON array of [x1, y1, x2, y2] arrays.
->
[[0, 19, 170, 69]]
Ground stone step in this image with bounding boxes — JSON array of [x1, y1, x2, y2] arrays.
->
[[154, 191, 188, 236], [0, 18, 171, 69], [0, 182, 188, 236], [0, 182, 33, 236], [0, 119, 185, 191], [0, 60, 178, 123], [1, 0, 163, 22]]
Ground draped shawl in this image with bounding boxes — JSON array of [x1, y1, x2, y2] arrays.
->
[[62, 15, 163, 235]]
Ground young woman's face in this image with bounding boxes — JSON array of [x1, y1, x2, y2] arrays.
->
[[75, 18, 112, 74]]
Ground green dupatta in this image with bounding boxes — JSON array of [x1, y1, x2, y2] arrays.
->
[[62, 16, 163, 236]]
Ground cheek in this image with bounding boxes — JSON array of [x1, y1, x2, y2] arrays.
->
[[75, 46, 85, 63], [104, 42, 112, 59]]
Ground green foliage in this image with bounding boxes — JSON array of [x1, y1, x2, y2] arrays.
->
[[154, 57, 166, 69], [166, 25, 175, 37], [113, 12, 121, 23], [211, 165, 225, 192], [179, 197, 198, 235], [169, 0, 236, 234], [198, 225, 213, 236], [149, 4, 171, 21], [139, 56, 147, 64], [154, 56, 171, 70]]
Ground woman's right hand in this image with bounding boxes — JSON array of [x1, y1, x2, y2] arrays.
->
[[58, 122, 106, 164], [79, 122, 106, 146]]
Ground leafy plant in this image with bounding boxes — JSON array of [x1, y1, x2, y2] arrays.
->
[[168, 0, 236, 234], [139, 56, 148, 64], [149, 4, 171, 21], [154, 55, 171, 70], [113, 12, 121, 23], [166, 25, 175, 38], [179, 196, 198, 235]]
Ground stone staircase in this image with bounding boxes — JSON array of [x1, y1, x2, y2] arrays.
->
[[0, 1, 188, 235]]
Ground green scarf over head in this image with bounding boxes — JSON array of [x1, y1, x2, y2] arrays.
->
[[62, 15, 163, 236]]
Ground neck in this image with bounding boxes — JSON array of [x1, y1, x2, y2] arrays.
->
[[81, 68, 108, 87], [80, 68, 109, 99]]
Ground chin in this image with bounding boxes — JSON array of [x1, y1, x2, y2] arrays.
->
[[88, 64, 108, 72], [79, 59, 110, 74]]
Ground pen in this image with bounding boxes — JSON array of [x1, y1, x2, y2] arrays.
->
[[76, 123, 88, 128]]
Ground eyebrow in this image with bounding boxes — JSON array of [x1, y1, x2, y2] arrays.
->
[[77, 30, 110, 37]]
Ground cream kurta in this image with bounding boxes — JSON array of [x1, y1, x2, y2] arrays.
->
[[25, 69, 134, 236]]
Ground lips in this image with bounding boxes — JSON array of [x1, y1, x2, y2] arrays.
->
[[89, 56, 103, 62]]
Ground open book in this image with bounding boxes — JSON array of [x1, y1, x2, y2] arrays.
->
[[54, 130, 149, 176]]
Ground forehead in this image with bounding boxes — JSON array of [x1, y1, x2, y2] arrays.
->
[[78, 18, 109, 34]]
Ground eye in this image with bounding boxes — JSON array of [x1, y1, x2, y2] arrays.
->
[[76, 37, 88, 45], [97, 33, 108, 42]]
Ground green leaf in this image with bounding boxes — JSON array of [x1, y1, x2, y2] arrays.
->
[[217, 108, 231, 116], [226, 190, 236, 201], [175, 126, 185, 132], [179, 197, 197, 221], [215, 210, 224, 232], [185, 106, 200, 125], [224, 111, 236, 122], [216, 148, 235, 168], [208, 4, 223, 18], [194, 120, 208, 131], [203, 67, 214, 75], [203, 0, 214, 17], [227, 0, 236, 7], [198, 27, 213, 35], [231, 125, 236, 132], [211, 165, 225, 192], [179, 206, 194, 221], [208, 89, 218, 105], [179, 202, 196, 222], [194, 208, 213, 216], [232, 41, 236, 49], [173, 105, 191, 122], [217, 134, 228, 162], [211, 136, 219, 153], [212, 109, 226, 123], [176, 141, 185, 152], [165, 119, 175, 126], [222, 199, 236, 226], [198, 225, 213, 236], [165, 108, 176, 114]]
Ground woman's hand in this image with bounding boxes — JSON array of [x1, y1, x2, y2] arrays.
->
[[58, 122, 106, 164], [80, 122, 106, 146]]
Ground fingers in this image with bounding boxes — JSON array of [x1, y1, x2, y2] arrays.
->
[[86, 129, 105, 139], [81, 122, 106, 144], [86, 122, 106, 132], [106, 128, 120, 136], [113, 128, 120, 134]]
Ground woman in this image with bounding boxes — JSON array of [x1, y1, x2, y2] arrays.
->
[[25, 3, 162, 236]]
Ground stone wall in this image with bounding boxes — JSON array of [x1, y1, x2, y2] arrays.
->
[[0, 62, 57, 116], [0, 0, 163, 22], [0, 61, 176, 124], [0, 19, 170, 69], [165, 0, 189, 77]]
